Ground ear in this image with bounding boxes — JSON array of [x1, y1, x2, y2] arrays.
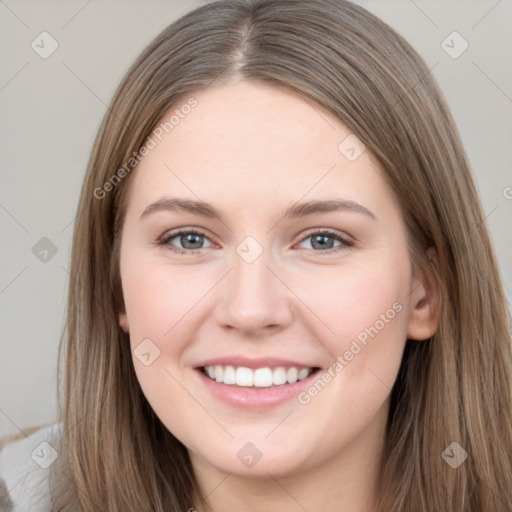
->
[[119, 311, 129, 333], [406, 246, 441, 341]]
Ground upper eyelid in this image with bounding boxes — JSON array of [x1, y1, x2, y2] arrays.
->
[[162, 228, 218, 245], [298, 227, 352, 240]]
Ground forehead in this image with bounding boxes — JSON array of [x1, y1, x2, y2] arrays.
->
[[125, 81, 396, 220], [163, 81, 349, 166]]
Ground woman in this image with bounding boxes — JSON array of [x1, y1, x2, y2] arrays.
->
[[1, 0, 511, 510]]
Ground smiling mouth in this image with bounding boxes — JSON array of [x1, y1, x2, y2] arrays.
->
[[200, 365, 320, 388]]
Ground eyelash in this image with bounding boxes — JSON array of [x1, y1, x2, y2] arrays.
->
[[157, 228, 354, 256]]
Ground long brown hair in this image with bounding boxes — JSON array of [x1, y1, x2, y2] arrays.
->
[[52, 0, 512, 510]]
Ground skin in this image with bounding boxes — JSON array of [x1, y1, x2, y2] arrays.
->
[[118, 81, 440, 512]]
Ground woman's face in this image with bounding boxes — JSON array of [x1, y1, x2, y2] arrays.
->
[[118, 81, 436, 479]]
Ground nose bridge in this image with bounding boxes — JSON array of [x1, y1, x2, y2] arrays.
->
[[217, 239, 292, 333]]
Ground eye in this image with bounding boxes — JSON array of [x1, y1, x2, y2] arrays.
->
[[157, 228, 353, 256], [296, 229, 353, 253], [158, 229, 215, 254]]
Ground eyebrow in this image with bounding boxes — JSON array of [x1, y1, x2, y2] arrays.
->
[[139, 197, 376, 221]]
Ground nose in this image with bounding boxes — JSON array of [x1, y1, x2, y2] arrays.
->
[[214, 247, 293, 336]]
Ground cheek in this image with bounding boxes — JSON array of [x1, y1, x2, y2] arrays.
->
[[122, 260, 218, 440], [287, 251, 411, 426], [298, 257, 410, 355], [269, 259, 411, 470], [121, 255, 210, 348]]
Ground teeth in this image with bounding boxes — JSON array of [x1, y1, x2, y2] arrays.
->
[[203, 365, 314, 387], [223, 365, 236, 385], [297, 368, 310, 380], [236, 367, 253, 386], [272, 367, 287, 385], [286, 367, 298, 384], [254, 368, 273, 387]]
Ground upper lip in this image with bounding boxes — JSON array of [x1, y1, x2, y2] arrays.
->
[[195, 356, 319, 370]]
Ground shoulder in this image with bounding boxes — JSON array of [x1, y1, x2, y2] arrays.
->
[[0, 423, 62, 512]]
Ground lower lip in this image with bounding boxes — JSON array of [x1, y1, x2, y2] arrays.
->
[[195, 368, 319, 410]]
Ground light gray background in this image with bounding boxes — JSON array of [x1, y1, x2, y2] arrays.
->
[[1, 0, 511, 437]]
